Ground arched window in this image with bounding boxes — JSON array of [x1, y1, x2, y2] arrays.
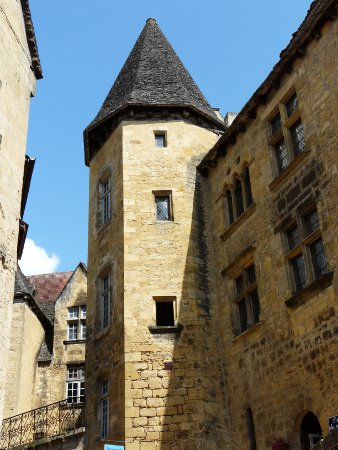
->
[[234, 178, 244, 218], [225, 189, 234, 225], [300, 412, 322, 450], [244, 166, 253, 207]]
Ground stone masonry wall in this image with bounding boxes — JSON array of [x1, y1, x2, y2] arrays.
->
[[203, 19, 337, 450], [4, 301, 44, 417], [35, 266, 87, 408], [121, 120, 228, 450], [86, 125, 125, 449], [0, 0, 37, 425]]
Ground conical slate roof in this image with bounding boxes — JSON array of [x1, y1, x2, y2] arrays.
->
[[87, 18, 220, 131]]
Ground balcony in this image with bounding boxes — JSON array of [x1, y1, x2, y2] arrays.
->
[[0, 400, 84, 449]]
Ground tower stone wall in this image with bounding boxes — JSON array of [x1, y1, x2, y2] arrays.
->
[[0, 0, 40, 425]]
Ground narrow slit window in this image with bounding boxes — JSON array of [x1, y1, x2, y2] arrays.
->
[[244, 167, 253, 206], [100, 379, 109, 438], [225, 190, 234, 225]]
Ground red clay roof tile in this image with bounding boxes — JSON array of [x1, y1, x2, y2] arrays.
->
[[27, 271, 73, 302]]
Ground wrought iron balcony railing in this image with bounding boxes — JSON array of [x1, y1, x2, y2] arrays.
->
[[0, 400, 84, 449]]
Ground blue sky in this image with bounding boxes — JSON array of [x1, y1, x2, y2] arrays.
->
[[22, 0, 313, 274]]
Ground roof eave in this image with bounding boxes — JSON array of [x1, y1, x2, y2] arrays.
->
[[20, 0, 43, 80], [84, 103, 225, 166], [198, 0, 337, 175]]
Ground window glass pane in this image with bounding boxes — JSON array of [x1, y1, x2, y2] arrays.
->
[[81, 322, 86, 340], [246, 265, 256, 285], [275, 139, 289, 172], [286, 93, 299, 117], [287, 226, 300, 250], [103, 274, 110, 292], [81, 306, 86, 318], [290, 119, 305, 155], [102, 292, 110, 328], [102, 379, 109, 396], [225, 190, 234, 224], [270, 112, 282, 135], [292, 254, 306, 291], [68, 307, 79, 319], [250, 289, 260, 324], [101, 398, 109, 437], [244, 167, 253, 206], [234, 179, 244, 217], [235, 275, 244, 296], [68, 322, 78, 340], [155, 196, 170, 220], [304, 209, 320, 236], [155, 133, 166, 147], [310, 239, 327, 278], [238, 299, 248, 333]]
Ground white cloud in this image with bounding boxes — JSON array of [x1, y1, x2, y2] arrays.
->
[[20, 238, 60, 275]]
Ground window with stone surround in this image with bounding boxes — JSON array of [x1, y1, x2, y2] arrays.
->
[[66, 365, 85, 404], [100, 379, 109, 438], [153, 191, 173, 221], [224, 166, 253, 227], [268, 90, 305, 175], [285, 207, 327, 292], [67, 306, 86, 341]]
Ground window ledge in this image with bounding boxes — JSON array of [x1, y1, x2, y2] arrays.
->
[[63, 339, 86, 345], [285, 271, 334, 308], [148, 323, 183, 334], [269, 149, 311, 192], [221, 203, 256, 240], [233, 321, 262, 341]]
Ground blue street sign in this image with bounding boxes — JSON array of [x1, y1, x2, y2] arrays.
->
[[104, 445, 124, 450], [328, 414, 338, 432]]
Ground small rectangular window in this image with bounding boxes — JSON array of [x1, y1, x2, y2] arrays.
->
[[155, 194, 172, 221], [155, 299, 175, 326], [246, 265, 256, 286], [155, 132, 166, 147], [235, 275, 244, 296]]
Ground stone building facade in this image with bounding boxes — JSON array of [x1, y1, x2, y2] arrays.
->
[[84, 1, 337, 449], [1, 264, 87, 449], [0, 0, 42, 426]]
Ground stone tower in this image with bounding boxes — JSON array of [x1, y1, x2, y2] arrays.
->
[[84, 19, 228, 450]]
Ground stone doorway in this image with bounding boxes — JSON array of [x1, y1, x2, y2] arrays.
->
[[300, 412, 323, 450]]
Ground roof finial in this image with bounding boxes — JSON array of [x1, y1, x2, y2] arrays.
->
[[146, 18, 156, 24]]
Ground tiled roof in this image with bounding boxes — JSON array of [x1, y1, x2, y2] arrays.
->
[[86, 18, 219, 131], [28, 271, 73, 302], [15, 266, 35, 296]]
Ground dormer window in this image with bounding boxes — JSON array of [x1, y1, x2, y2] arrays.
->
[[154, 132, 167, 148]]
